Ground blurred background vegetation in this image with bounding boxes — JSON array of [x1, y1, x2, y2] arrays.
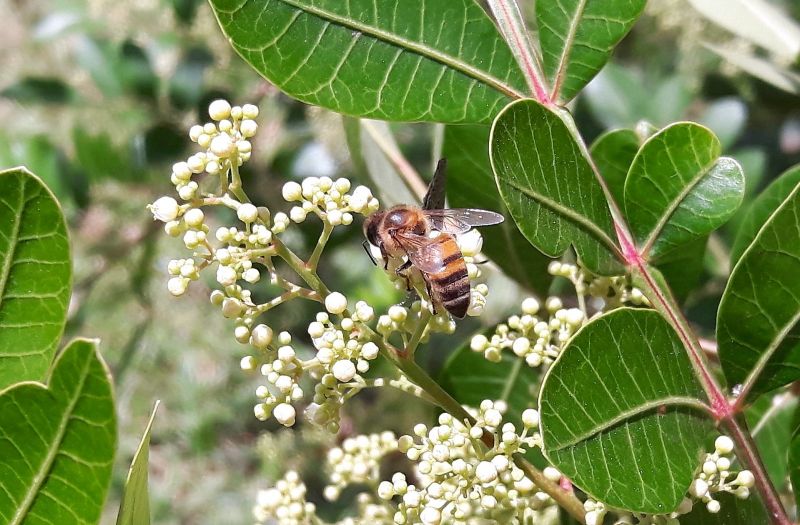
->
[[1, 0, 799, 523]]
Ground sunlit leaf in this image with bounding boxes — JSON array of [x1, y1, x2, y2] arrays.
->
[[490, 99, 624, 276], [540, 308, 712, 513], [536, 0, 646, 102], [443, 124, 552, 294], [116, 401, 160, 525], [718, 183, 800, 402], [731, 165, 800, 264], [0, 167, 71, 390], [0, 339, 117, 524], [624, 122, 744, 259], [705, 43, 800, 96], [209, 0, 526, 123]]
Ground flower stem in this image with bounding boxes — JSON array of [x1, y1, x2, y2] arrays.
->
[[406, 309, 432, 357], [308, 222, 333, 271]]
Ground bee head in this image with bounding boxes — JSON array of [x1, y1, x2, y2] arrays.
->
[[363, 211, 384, 247]]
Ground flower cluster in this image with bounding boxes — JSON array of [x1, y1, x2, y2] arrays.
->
[[282, 176, 379, 225], [469, 296, 584, 367], [253, 471, 315, 525], [548, 261, 650, 311], [323, 432, 399, 501], [377, 401, 550, 524], [688, 435, 755, 513]]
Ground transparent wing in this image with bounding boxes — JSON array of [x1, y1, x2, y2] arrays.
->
[[394, 232, 447, 274], [422, 158, 448, 210], [424, 208, 505, 234]]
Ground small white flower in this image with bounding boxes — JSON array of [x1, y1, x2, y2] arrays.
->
[[216, 265, 238, 286], [325, 292, 348, 314], [457, 230, 483, 257], [715, 435, 734, 455], [332, 359, 356, 382], [167, 277, 189, 296], [475, 461, 498, 483], [273, 403, 296, 426], [282, 181, 303, 202], [149, 196, 180, 222], [184, 208, 205, 228], [242, 103, 259, 119], [238, 203, 259, 223], [208, 99, 232, 121]]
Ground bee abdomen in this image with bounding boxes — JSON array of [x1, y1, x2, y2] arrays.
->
[[433, 265, 470, 319]]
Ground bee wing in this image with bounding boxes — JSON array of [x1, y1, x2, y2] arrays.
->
[[394, 232, 448, 274], [424, 208, 505, 234], [422, 158, 448, 210]]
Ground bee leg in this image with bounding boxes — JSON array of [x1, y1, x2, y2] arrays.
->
[[425, 281, 438, 315], [396, 260, 413, 291]]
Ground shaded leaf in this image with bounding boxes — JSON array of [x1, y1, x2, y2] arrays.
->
[[209, 0, 526, 123], [539, 308, 712, 513], [1, 77, 75, 104], [0, 167, 71, 390], [142, 123, 188, 165], [490, 99, 624, 276], [169, 46, 213, 110], [73, 127, 133, 181], [653, 236, 707, 303], [705, 43, 800, 96], [731, 165, 800, 264], [590, 127, 639, 206], [680, 492, 769, 525], [119, 40, 157, 101], [625, 122, 744, 259], [443, 124, 552, 294], [746, 393, 797, 490], [116, 401, 160, 525], [790, 406, 800, 512], [718, 183, 800, 402], [0, 339, 117, 524], [698, 97, 748, 151], [536, 0, 646, 102], [439, 337, 539, 429]]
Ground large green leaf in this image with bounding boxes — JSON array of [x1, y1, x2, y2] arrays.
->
[[718, 184, 800, 402], [209, 0, 526, 124], [680, 492, 769, 525], [0, 167, 71, 390], [443, 124, 552, 294], [624, 122, 744, 260], [590, 128, 639, 207], [439, 337, 539, 429], [490, 99, 624, 276], [536, 0, 646, 102], [0, 339, 117, 524], [746, 394, 797, 490], [116, 401, 160, 525], [539, 308, 712, 513], [731, 165, 800, 264]]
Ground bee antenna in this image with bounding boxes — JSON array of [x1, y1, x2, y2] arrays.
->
[[473, 258, 490, 265], [362, 240, 377, 266]]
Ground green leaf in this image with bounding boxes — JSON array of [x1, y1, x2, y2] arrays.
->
[[698, 97, 747, 151], [1, 77, 75, 105], [116, 401, 160, 525], [624, 122, 744, 259], [209, 0, 526, 123], [536, 0, 646, 102], [718, 183, 800, 402], [680, 492, 769, 525], [439, 337, 539, 429], [731, 165, 800, 264], [590, 128, 639, 206], [0, 167, 71, 390], [653, 236, 707, 303], [705, 43, 800, 96], [443, 124, 552, 294], [75, 36, 123, 98], [0, 338, 117, 524], [168, 46, 213, 110], [539, 308, 712, 513], [490, 99, 624, 276], [790, 407, 800, 512], [746, 394, 797, 490], [73, 127, 133, 182]]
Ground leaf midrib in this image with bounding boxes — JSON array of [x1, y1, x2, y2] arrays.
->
[[10, 349, 93, 525], [0, 177, 25, 313], [549, 0, 588, 100], [231, 0, 526, 100], [505, 179, 622, 259], [546, 395, 710, 451], [639, 156, 720, 257]]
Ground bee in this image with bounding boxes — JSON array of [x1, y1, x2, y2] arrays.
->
[[363, 159, 504, 318]]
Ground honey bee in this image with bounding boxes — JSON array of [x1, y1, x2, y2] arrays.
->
[[363, 159, 504, 318]]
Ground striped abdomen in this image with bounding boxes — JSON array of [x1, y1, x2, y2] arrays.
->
[[426, 235, 470, 318]]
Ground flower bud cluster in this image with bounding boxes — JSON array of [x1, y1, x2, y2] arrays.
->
[[549, 261, 649, 309], [687, 435, 754, 513], [377, 401, 548, 524], [323, 432, 399, 501], [251, 331, 306, 427], [376, 301, 456, 341], [252, 471, 316, 525], [469, 296, 585, 367], [282, 177, 379, 224], [302, 303, 382, 433]]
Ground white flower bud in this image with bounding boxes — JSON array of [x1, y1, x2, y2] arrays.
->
[[167, 277, 188, 296], [361, 342, 379, 360], [388, 305, 407, 322], [242, 268, 260, 283], [240, 119, 258, 137], [325, 292, 348, 314], [242, 103, 259, 119], [183, 208, 204, 228], [565, 308, 585, 327], [221, 297, 244, 318], [273, 403, 296, 426], [716, 457, 731, 471], [484, 408, 502, 427], [290, 206, 307, 223], [326, 209, 342, 226], [282, 181, 303, 202], [208, 99, 232, 120], [706, 499, 721, 513], [377, 481, 394, 500], [216, 265, 237, 286], [332, 360, 356, 382], [254, 403, 269, 421], [715, 435, 734, 455], [690, 479, 709, 498], [736, 470, 755, 488], [149, 196, 180, 222], [521, 297, 540, 315], [471, 334, 488, 352], [237, 203, 259, 223], [512, 337, 531, 356], [475, 461, 498, 483], [251, 324, 273, 349], [420, 507, 441, 525], [522, 409, 539, 428], [209, 134, 235, 157], [240, 355, 256, 371]]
